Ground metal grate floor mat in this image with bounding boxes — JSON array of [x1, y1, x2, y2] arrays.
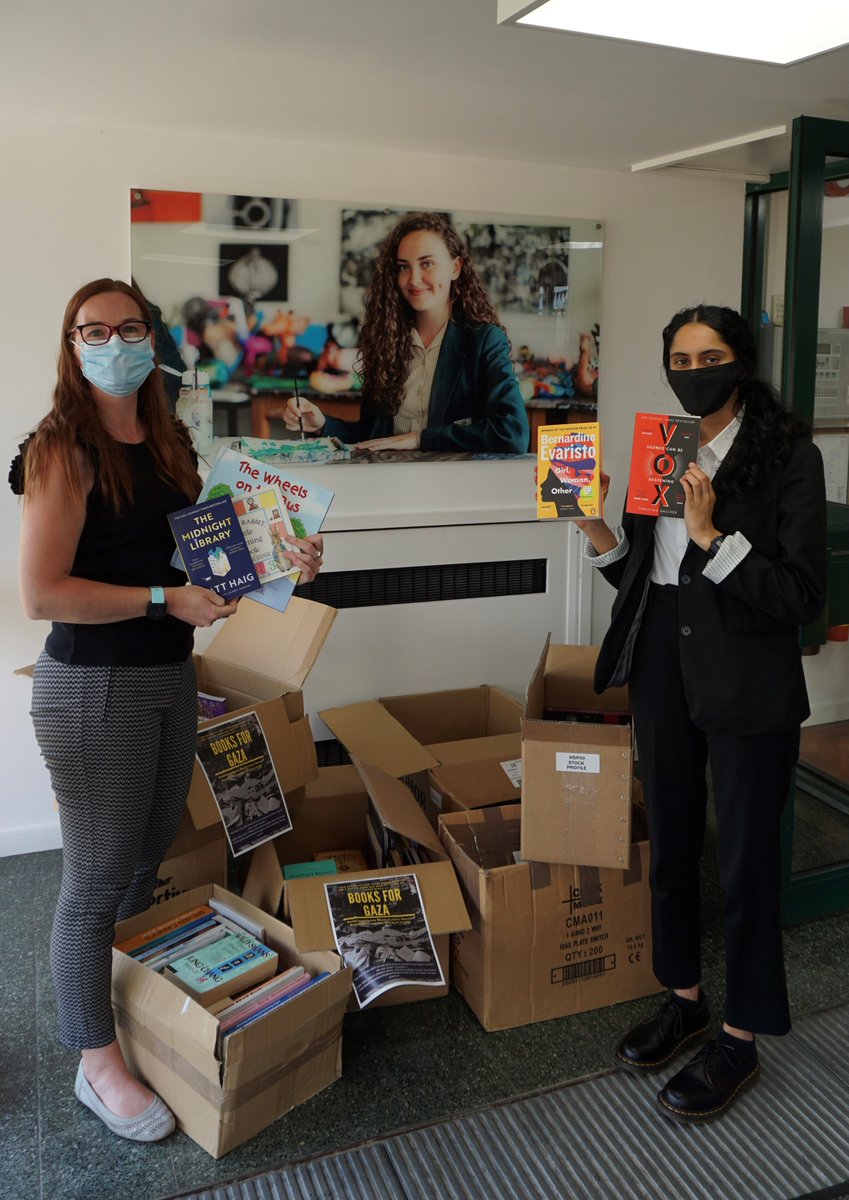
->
[[166, 1005, 849, 1200]]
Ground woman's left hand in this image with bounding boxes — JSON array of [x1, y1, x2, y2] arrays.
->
[[681, 462, 720, 551], [354, 432, 421, 451], [286, 534, 325, 584]]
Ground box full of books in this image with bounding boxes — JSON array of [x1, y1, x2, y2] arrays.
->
[[441, 798, 660, 1032], [320, 684, 523, 829], [521, 638, 633, 869], [111, 884, 350, 1158], [186, 594, 336, 838], [283, 759, 471, 1008]]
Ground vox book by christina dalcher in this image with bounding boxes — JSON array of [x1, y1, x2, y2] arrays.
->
[[167, 493, 260, 599], [626, 412, 700, 518]]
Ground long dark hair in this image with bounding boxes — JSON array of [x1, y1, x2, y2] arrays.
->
[[357, 212, 505, 417], [24, 278, 201, 510], [662, 304, 808, 496]]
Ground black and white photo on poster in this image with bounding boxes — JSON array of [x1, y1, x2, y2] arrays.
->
[[324, 872, 444, 1008], [195, 709, 292, 857]]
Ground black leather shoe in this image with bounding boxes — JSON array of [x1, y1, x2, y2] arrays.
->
[[615, 993, 710, 1073], [657, 1037, 760, 1123]]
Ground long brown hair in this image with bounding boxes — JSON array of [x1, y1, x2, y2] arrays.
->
[[357, 212, 505, 416], [24, 278, 201, 510]]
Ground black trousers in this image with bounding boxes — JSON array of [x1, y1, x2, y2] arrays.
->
[[628, 584, 799, 1036]]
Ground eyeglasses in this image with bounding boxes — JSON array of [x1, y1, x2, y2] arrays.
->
[[69, 320, 152, 346]]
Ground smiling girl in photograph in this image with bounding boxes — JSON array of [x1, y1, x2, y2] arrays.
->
[[283, 211, 529, 454]]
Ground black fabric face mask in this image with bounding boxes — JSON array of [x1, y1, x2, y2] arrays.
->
[[665, 361, 742, 417]]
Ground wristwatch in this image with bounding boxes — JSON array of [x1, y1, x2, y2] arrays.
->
[[147, 585, 167, 620], [707, 535, 727, 559]]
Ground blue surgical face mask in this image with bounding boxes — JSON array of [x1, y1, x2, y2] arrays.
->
[[80, 337, 155, 397]]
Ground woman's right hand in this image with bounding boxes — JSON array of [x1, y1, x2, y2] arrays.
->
[[281, 396, 326, 434], [165, 585, 239, 628]]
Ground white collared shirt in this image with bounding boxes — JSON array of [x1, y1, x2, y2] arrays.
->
[[393, 320, 449, 435], [585, 408, 752, 585]]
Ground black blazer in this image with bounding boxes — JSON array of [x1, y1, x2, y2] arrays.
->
[[594, 435, 827, 735]]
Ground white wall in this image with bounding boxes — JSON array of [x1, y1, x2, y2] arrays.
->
[[4, 116, 841, 856]]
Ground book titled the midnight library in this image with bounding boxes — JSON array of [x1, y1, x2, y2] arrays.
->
[[168, 494, 260, 598], [626, 412, 700, 518]]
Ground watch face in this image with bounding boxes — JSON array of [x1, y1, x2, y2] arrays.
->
[[147, 601, 167, 620]]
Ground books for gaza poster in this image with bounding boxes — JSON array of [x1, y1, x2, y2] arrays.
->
[[195, 710, 292, 856], [324, 873, 444, 1008]]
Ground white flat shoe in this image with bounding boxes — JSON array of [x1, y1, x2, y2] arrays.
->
[[74, 1060, 175, 1142]]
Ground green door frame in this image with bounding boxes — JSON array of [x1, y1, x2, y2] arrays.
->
[[742, 116, 849, 926]]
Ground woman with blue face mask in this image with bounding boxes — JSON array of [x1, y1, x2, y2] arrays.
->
[[13, 278, 326, 1143], [577, 305, 827, 1125]]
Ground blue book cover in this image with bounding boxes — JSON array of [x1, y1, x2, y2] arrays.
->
[[192, 447, 335, 614], [168, 494, 260, 600]]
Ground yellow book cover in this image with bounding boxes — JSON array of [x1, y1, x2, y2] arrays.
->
[[536, 422, 602, 520]]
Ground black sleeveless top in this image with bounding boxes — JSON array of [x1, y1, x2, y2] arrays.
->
[[30, 442, 195, 666]]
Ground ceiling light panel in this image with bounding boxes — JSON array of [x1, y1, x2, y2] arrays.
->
[[498, 0, 849, 64]]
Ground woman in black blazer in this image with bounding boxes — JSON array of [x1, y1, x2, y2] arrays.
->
[[579, 305, 827, 1124]]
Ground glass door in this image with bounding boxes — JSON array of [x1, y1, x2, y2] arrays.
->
[[743, 116, 849, 925]]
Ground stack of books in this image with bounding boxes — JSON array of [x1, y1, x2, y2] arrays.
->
[[115, 899, 325, 1027]]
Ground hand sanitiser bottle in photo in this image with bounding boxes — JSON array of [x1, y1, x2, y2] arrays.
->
[[176, 346, 213, 457]]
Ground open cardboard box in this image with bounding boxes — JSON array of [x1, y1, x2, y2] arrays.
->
[[521, 638, 633, 870], [111, 883, 351, 1158], [284, 758, 471, 1007], [320, 685, 522, 826], [187, 595, 335, 832], [441, 795, 660, 1032], [428, 753, 521, 819], [242, 765, 371, 916]]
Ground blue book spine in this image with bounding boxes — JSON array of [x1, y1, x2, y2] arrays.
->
[[168, 494, 260, 600], [128, 914, 219, 959]]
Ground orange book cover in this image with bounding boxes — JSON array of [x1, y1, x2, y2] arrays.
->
[[626, 412, 700, 518]]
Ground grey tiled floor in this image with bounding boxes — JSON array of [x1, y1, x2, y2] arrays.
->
[[4, 822, 849, 1200]]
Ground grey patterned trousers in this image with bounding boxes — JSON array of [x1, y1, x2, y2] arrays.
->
[[31, 652, 198, 1049]]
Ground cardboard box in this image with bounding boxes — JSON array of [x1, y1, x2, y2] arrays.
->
[[187, 595, 336, 832], [152, 808, 228, 907], [111, 884, 350, 1158], [441, 802, 660, 1032], [242, 765, 370, 916], [521, 639, 633, 869], [320, 685, 522, 824], [285, 759, 472, 1007]]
